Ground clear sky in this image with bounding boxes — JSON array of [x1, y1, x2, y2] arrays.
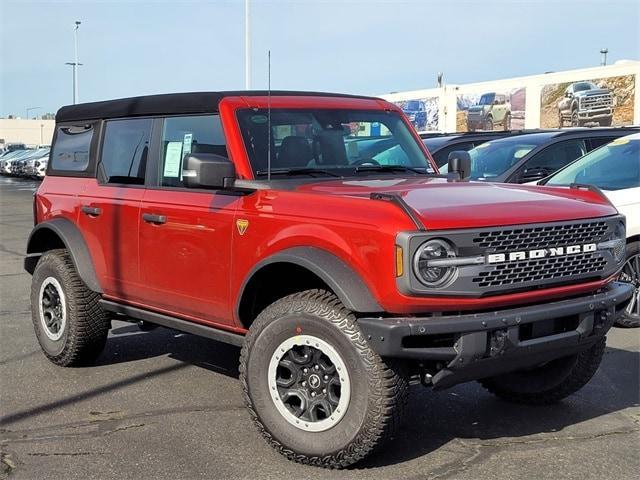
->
[[1, 0, 638, 117]]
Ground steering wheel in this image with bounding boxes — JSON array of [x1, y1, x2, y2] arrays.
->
[[352, 158, 381, 166]]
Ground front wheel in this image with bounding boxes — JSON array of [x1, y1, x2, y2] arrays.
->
[[571, 110, 581, 127], [484, 117, 494, 131], [480, 338, 605, 404], [239, 289, 408, 468]]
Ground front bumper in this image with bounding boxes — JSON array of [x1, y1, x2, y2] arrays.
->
[[358, 281, 633, 389], [578, 108, 612, 120]]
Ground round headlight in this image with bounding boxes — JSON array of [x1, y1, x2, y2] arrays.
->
[[413, 239, 457, 288]]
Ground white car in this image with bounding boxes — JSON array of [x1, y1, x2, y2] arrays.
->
[[537, 133, 640, 327]]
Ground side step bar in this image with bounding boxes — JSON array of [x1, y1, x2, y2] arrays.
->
[[99, 300, 245, 347]]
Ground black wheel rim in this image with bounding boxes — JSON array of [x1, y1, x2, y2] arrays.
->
[[39, 277, 66, 340], [276, 344, 341, 423]]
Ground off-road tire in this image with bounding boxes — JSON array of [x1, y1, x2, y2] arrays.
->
[[599, 117, 613, 127], [503, 113, 511, 131], [239, 289, 408, 468], [480, 338, 605, 405], [571, 110, 581, 127], [30, 249, 110, 366], [616, 241, 640, 328], [484, 116, 494, 131], [558, 112, 564, 128]]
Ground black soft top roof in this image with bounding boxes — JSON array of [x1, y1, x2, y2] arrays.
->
[[56, 90, 378, 123]]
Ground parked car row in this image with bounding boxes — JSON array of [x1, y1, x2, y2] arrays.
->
[[0, 147, 49, 179]]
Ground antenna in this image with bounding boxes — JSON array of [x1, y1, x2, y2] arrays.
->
[[267, 50, 271, 181]]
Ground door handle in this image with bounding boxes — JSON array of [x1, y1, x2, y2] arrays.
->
[[81, 206, 102, 216], [142, 213, 167, 225]]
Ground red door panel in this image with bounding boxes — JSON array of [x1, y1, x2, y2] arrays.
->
[[138, 189, 239, 325], [76, 180, 144, 302]]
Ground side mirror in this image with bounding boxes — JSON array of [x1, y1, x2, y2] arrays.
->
[[183, 153, 236, 189], [447, 150, 471, 181]]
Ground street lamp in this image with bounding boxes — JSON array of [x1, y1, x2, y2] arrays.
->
[[65, 21, 82, 104], [245, 0, 250, 89], [26, 107, 41, 120], [600, 48, 608, 66]]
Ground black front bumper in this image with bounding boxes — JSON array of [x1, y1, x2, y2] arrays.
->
[[357, 282, 633, 390]]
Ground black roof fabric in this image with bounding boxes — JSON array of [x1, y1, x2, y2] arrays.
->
[[56, 90, 378, 123]]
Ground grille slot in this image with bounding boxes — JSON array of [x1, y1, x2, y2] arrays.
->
[[473, 252, 607, 288], [473, 221, 608, 251]]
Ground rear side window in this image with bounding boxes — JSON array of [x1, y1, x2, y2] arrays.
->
[[100, 118, 152, 185], [50, 124, 94, 171]]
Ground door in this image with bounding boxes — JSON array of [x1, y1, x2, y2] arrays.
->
[[77, 118, 152, 303], [138, 114, 238, 325]]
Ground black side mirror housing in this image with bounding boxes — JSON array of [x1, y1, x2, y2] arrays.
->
[[447, 150, 472, 181], [183, 153, 236, 189]]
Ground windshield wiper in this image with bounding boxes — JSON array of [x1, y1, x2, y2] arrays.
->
[[354, 165, 432, 175], [256, 167, 341, 178]]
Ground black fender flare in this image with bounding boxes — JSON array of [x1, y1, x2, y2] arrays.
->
[[24, 218, 102, 293], [236, 246, 382, 316]]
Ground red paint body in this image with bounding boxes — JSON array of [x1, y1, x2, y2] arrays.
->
[[35, 95, 620, 333]]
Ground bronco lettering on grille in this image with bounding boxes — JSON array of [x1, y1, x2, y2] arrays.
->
[[486, 243, 597, 264]]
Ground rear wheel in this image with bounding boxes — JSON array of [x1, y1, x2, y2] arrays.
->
[[239, 289, 408, 468], [480, 338, 606, 404], [503, 113, 511, 131], [30, 249, 110, 366], [616, 241, 640, 328]]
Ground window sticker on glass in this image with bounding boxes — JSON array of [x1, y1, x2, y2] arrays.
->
[[164, 141, 183, 178], [183, 133, 193, 155]]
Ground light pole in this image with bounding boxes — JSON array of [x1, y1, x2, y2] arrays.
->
[[600, 48, 608, 66], [40, 124, 44, 146], [65, 21, 82, 104], [74, 21, 81, 102], [245, 0, 250, 89], [26, 107, 41, 120]]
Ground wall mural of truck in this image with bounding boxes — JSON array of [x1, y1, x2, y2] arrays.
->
[[540, 74, 635, 128], [456, 87, 526, 132]]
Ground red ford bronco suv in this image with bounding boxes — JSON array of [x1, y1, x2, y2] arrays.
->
[[25, 91, 633, 468]]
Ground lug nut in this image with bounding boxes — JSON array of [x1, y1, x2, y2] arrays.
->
[[302, 381, 306, 387], [303, 368, 308, 373], [323, 375, 328, 380], [314, 365, 319, 370], [311, 392, 316, 397]]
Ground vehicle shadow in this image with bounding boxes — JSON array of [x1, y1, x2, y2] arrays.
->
[[96, 324, 638, 468], [98, 321, 240, 378]]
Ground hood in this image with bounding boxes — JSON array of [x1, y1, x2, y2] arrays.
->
[[295, 177, 617, 230], [575, 88, 611, 97]]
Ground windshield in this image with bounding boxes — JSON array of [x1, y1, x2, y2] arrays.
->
[[478, 93, 495, 105], [546, 137, 640, 191], [457, 135, 551, 179], [237, 109, 435, 176], [573, 82, 596, 92]]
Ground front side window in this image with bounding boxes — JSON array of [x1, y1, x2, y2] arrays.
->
[[523, 139, 587, 174], [100, 118, 152, 185], [478, 94, 495, 105], [160, 115, 227, 187], [237, 109, 433, 176], [50, 124, 93, 172], [546, 137, 640, 191]]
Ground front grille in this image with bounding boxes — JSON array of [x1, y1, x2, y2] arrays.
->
[[473, 252, 607, 288], [581, 94, 613, 109], [473, 221, 608, 251]]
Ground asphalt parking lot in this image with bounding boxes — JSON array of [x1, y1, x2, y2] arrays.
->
[[0, 175, 638, 480]]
